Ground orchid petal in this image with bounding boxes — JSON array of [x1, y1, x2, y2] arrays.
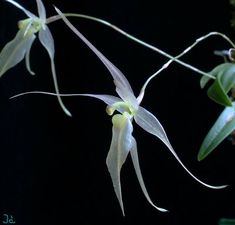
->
[[0, 29, 35, 77], [5, 0, 36, 18], [54, 7, 138, 108], [36, 0, 46, 21], [10, 91, 133, 116], [106, 114, 133, 216], [38, 27, 71, 117], [25, 34, 36, 75], [38, 26, 55, 58], [76, 94, 121, 106], [134, 106, 227, 189], [10, 91, 122, 110], [130, 137, 168, 212]]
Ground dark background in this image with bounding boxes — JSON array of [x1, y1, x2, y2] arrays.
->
[[0, 0, 235, 225]]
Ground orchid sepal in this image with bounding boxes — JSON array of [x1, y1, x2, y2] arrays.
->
[[0, 28, 36, 77]]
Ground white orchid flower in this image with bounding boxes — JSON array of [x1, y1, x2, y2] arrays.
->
[[54, 7, 228, 215], [12, 7, 228, 216], [1, 0, 71, 116]]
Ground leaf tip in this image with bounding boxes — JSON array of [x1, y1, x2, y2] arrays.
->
[[197, 153, 204, 161]]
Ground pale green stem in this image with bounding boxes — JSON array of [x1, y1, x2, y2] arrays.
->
[[46, 13, 235, 82], [137, 32, 235, 103]]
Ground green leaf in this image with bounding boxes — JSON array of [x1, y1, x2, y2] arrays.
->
[[207, 76, 233, 106], [198, 102, 235, 161], [230, 0, 235, 7], [219, 218, 235, 225], [200, 74, 212, 89], [206, 63, 235, 106]]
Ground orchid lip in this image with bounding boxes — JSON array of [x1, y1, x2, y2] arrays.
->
[[106, 101, 137, 117]]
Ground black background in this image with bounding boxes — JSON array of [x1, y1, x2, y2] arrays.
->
[[0, 0, 235, 225]]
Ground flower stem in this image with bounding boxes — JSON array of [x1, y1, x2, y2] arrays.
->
[[47, 13, 235, 82]]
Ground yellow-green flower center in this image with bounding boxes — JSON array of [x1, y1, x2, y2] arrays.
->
[[18, 18, 43, 36]]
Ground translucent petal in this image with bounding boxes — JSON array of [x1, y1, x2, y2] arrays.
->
[[38, 26, 54, 58], [36, 0, 46, 21], [10, 91, 124, 116], [77, 94, 121, 106], [0, 29, 35, 77], [10, 91, 122, 107], [134, 106, 227, 189], [106, 114, 133, 216], [130, 137, 168, 212], [54, 7, 138, 109], [25, 34, 36, 75], [5, 0, 36, 18], [38, 27, 72, 117]]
